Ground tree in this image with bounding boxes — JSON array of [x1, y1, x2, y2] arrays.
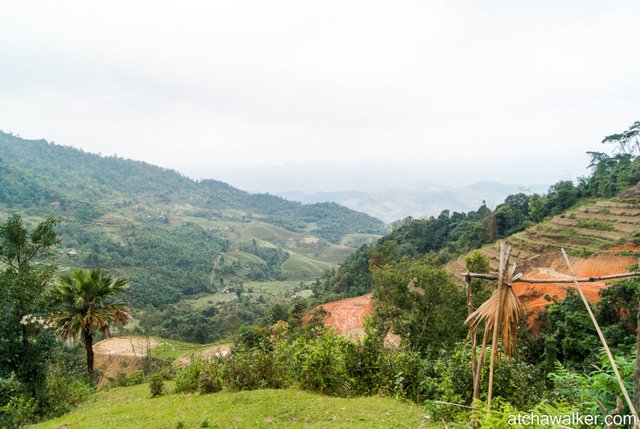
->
[[602, 121, 640, 156], [0, 214, 57, 394], [50, 268, 131, 381], [373, 257, 466, 356]]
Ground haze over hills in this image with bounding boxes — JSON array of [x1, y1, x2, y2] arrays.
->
[[279, 181, 549, 223]]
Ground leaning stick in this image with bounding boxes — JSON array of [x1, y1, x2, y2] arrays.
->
[[461, 272, 640, 283], [465, 274, 479, 399], [561, 248, 639, 427]]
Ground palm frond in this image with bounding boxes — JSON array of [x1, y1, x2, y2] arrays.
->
[[49, 268, 131, 341], [465, 281, 524, 359]]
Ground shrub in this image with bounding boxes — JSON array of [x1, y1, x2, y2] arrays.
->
[[222, 347, 287, 391], [0, 395, 36, 429], [198, 361, 223, 394], [549, 350, 635, 418], [175, 359, 204, 394], [287, 329, 352, 396], [0, 374, 36, 429], [149, 373, 165, 398], [112, 370, 145, 388], [41, 365, 93, 417]]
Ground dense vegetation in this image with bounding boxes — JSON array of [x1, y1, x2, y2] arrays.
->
[[313, 149, 640, 300]]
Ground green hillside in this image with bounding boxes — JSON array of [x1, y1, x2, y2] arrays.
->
[[30, 385, 430, 429], [0, 131, 385, 340]]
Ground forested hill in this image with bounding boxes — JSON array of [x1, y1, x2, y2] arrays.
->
[[0, 131, 384, 242], [0, 131, 385, 308]]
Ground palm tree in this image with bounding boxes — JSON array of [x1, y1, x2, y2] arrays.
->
[[50, 268, 132, 381]]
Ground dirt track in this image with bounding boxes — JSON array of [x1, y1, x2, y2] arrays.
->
[[177, 344, 232, 365]]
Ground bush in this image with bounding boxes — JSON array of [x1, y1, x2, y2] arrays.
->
[[40, 365, 93, 417], [112, 370, 145, 388], [174, 359, 204, 394], [377, 348, 431, 402], [287, 329, 352, 396], [222, 347, 287, 391], [149, 373, 165, 398], [0, 395, 36, 429], [198, 361, 223, 394], [0, 374, 36, 429]]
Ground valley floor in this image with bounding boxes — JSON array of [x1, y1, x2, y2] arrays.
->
[[30, 384, 432, 429]]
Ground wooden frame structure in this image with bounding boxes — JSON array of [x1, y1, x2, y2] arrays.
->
[[461, 242, 640, 425]]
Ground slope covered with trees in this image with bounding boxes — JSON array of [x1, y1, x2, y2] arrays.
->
[[0, 131, 385, 335]]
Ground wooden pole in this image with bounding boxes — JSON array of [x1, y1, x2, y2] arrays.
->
[[461, 271, 640, 283], [487, 242, 511, 410], [466, 273, 479, 401], [635, 301, 640, 412], [561, 248, 639, 427], [473, 325, 490, 400]]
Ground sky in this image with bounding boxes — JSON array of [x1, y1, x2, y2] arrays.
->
[[1, 1, 639, 192]]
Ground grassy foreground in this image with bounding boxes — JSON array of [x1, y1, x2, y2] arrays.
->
[[31, 384, 432, 429]]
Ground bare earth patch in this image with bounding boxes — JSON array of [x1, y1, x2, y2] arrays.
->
[[515, 253, 638, 330], [94, 336, 160, 357]]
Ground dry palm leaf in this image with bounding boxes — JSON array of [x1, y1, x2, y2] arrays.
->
[[465, 282, 524, 359]]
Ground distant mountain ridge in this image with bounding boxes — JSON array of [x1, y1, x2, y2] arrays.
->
[[279, 181, 549, 223]]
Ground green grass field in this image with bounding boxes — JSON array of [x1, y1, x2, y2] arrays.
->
[[183, 280, 304, 310], [281, 252, 333, 279], [31, 384, 432, 429]]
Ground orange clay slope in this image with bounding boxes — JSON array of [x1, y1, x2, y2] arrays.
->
[[304, 294, 374, 340], [511, 252, 638, 329], [312, 188, 640, 338]]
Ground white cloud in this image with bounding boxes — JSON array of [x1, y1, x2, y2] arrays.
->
[[0, 0, 638, 191]]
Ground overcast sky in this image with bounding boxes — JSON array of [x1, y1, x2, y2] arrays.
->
[[1, 1, 639, 192]]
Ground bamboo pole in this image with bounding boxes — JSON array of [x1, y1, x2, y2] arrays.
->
[[461, 271, 640, 283], [560, 248, 639, 427], [466, 274, 479, 401], [473, 324, 490, 400]]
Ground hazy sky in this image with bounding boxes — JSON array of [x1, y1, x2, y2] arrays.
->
[[1, 1, 639, 192]]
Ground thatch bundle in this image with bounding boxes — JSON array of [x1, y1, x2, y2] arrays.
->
[[465, 267, 524, 359]]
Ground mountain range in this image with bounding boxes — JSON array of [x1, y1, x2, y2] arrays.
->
[[279, 181, 550, 223]]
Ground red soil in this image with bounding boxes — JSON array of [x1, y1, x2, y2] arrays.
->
[[305, 294, 401, 345], [306, 294, 374, 341], [514, 253, 638, 329]]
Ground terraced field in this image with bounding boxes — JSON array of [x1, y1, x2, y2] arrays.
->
[[184, 280, 310, 310], [455, 196, 640, 274]]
